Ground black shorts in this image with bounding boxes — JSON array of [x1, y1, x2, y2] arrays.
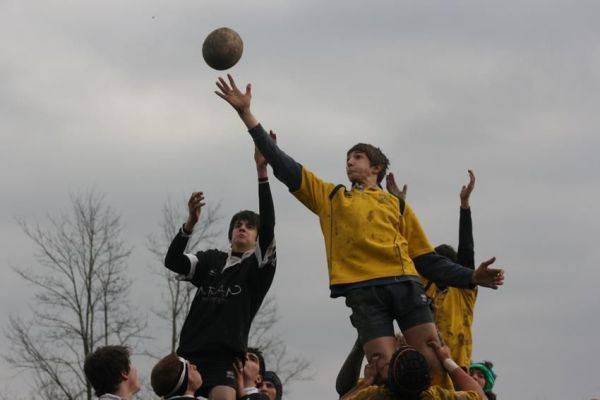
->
[[344, 280, 433, 343], [186, 354, 238, 398]]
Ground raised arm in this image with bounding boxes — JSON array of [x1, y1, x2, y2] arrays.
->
[[336, 337, 365, 397], [415, 254, 504, 290], [215, 74, 302, 191], [255, 133, 275, 256], [164, 192, 205, 276], [457, 170, 475, 269]]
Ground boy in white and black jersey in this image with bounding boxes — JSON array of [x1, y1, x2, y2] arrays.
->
[[164, 139, 276, 400]]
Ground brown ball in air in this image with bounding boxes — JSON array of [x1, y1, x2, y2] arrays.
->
[[202, 27, 243, 70]]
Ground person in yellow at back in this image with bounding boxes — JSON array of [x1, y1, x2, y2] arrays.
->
[[215, 74, 504, 385], [388, 170, 480, 371], [426, 170, 478, 371], [342, 341, 487, 400]]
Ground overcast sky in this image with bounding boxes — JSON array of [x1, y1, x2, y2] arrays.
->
[[2, 1, 600, 399]]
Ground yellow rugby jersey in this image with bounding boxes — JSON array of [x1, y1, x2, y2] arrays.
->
[[292, 167, 433, 286], [426, 284, 478, 370], [348, 385, 483, 400]]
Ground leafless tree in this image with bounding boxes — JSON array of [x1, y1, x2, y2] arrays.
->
[[146, 196, 222, 353], [4, 190, 146, 400]]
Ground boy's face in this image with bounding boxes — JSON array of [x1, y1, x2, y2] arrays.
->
[[244, 352, 262, 384], [346, 151, 381, 185], [231, 219, 258, 252], [470, 369, 486, 389], [188, 362, 203, 392], [125, 364, 141, 394], [259, 380, 277, 400]]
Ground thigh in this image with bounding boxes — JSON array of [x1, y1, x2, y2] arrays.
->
[[208, 385, 236, 400], [190, 355, 237, 398], [388, 281, 434, 332], [403, 322, 446, 386], [345, 286, 395, 343]]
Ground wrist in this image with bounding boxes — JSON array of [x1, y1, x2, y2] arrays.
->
[[257, 166, 268, 178], [442, 358, 460, 373], [239, 109, 257, 128], [183, 221, 195, 234]]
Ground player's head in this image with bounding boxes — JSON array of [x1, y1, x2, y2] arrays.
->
[[346, 143, 390, 186], [84, 345, 140, 397], [151, 353, 203, 398], [260, 371, 283, 400], [228, 210, 259, 252], [387, 346, 431, 400], [435, 244, 457, 263], [245, 347, 266, 385], [469, 361, 497, 394]]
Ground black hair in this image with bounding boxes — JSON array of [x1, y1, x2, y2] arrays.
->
[[263, 371, 283, 400], [83, 345, 131, 397], [247, 347, 266, 377], [387, 346, 431, 399], [228, 210, 260, 241]]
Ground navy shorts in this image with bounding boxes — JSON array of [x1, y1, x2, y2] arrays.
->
[[344, 280, 434, 343]]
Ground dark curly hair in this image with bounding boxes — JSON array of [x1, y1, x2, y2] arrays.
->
[[84, 345, 131, 397]]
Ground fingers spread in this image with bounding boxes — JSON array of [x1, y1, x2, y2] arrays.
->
[[227, 74, 239, 91]]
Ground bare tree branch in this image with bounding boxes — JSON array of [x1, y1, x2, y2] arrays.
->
[[146, 196, 222, 354], [4, 190, 146, 400], [249, 296, 315, 391]]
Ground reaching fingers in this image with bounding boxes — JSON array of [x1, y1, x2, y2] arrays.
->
[[217, 77, 230, 92], [481, 256, 496, 268], [227, 73, 239, 92], [188, 192, 205, 210], [386, 173, 396, 190], [401, 184, 408, 197], [468, 169, 475, 184]]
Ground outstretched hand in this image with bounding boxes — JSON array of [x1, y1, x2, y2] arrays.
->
[[460, 170, 475, 208], [472, 257, 504, 289], [215, 74, 251, 116], [184, 192, 205, 233], [386, 172, 407, 200]]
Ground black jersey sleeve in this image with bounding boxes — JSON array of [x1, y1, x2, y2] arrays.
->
[[414, 253, 474, 289], [257, 179, 275, 263], [164, 226, 211, 286], [457, 207, 475, 270], [164, 226, 193, 276], [249, 124, 302, 192]]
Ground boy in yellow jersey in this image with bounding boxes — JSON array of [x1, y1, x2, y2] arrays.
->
[[215, 74, 504, 384]]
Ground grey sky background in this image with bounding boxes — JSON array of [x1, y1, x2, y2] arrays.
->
[[2, 0, 600, 398]]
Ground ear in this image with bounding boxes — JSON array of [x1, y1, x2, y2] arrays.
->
[[120, 371, 129, 382], [371, 164, 383, 175], [255, 374, 263, 385]]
